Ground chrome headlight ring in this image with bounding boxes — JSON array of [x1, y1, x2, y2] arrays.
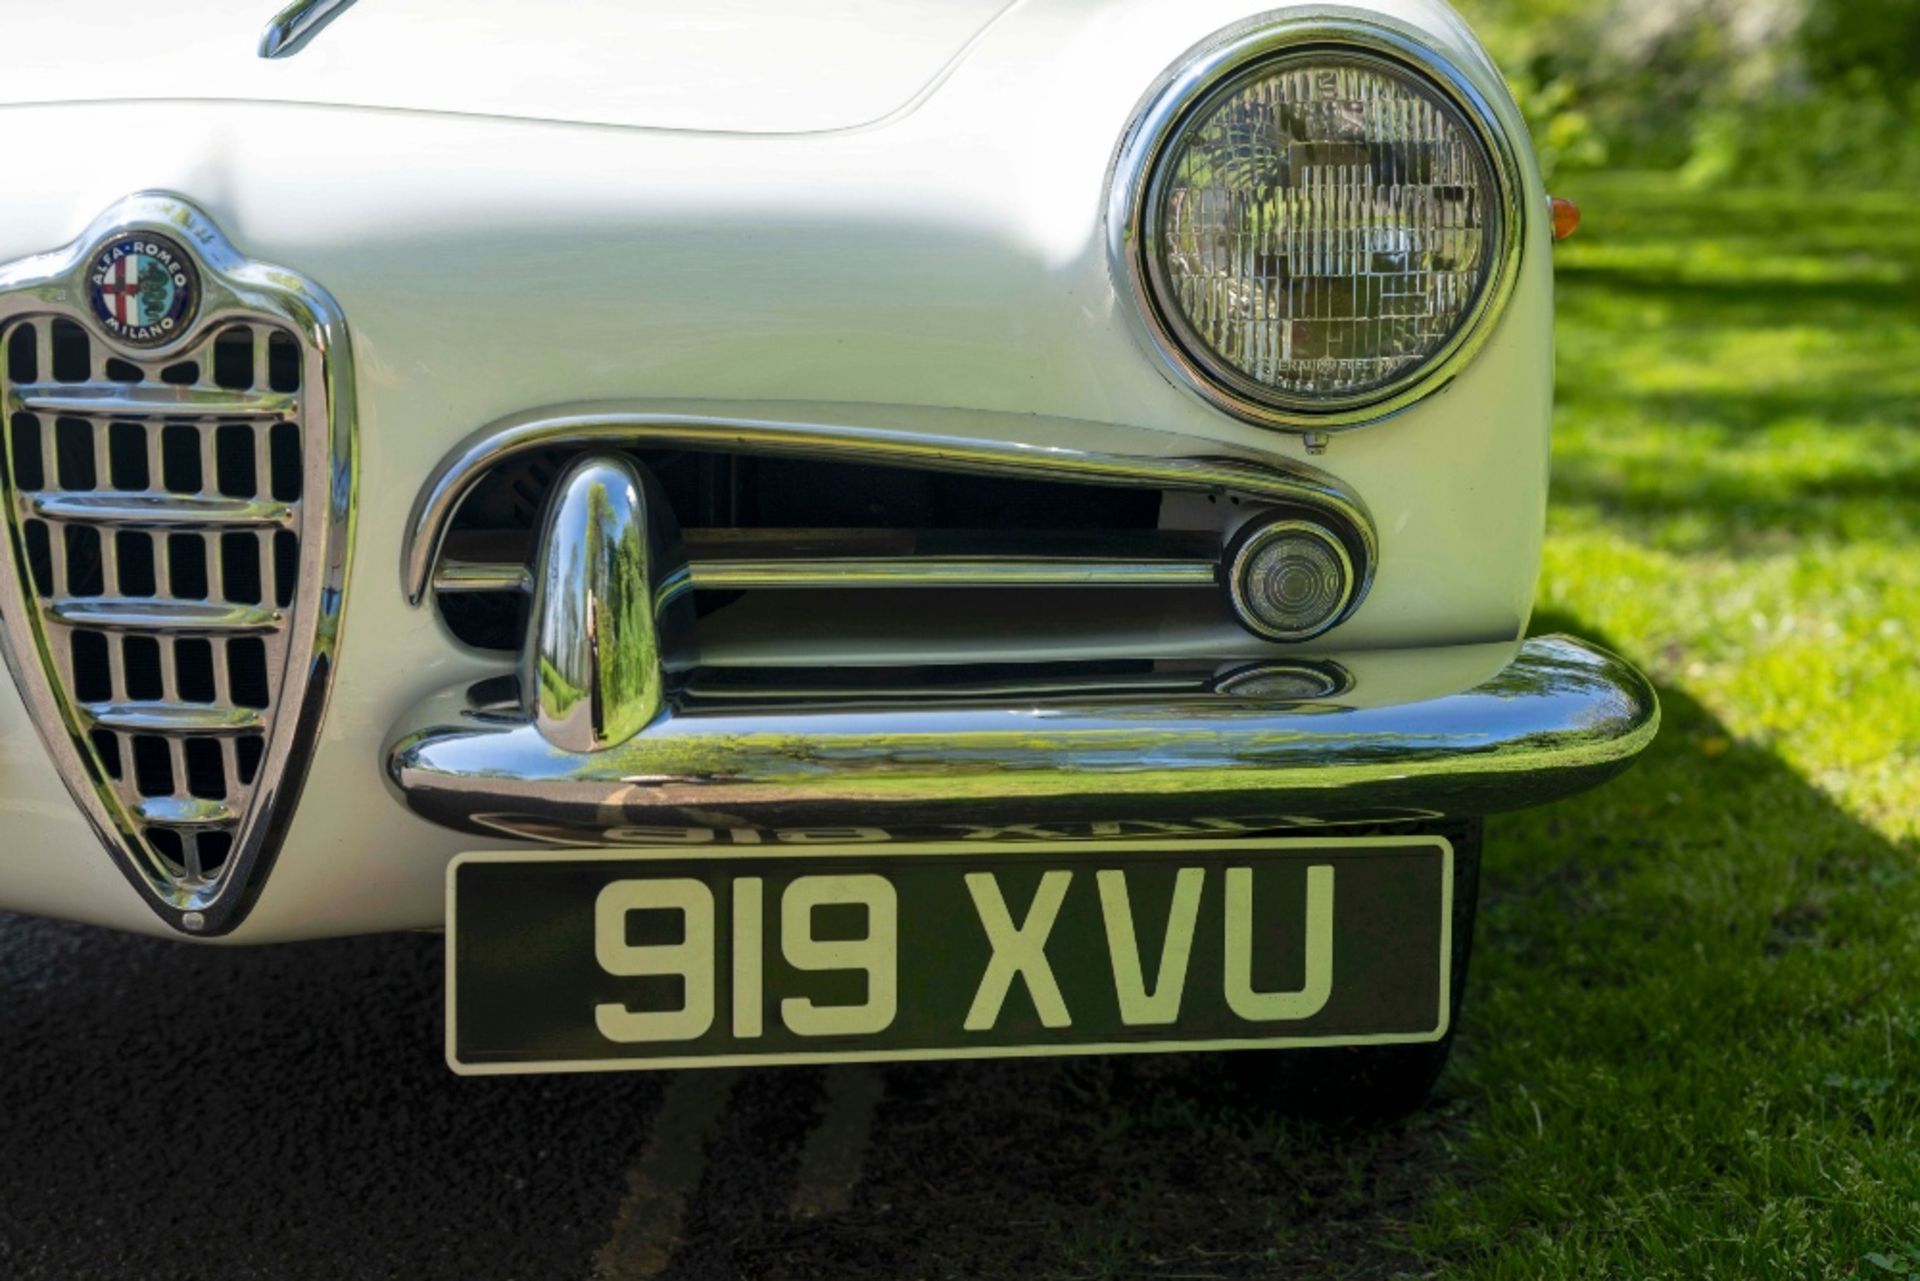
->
[[1108, 13, 1527, 433]]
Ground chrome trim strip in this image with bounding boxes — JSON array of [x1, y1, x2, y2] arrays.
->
[[47, 599, 283, 634], [28, 493, 294, 528], [680, 668, 1229, 703], [258, 0, 357, 59], [1106, 11, 1527, 432], [683, 554, 1220, 592], [674, 661, 1349, 709], [435, 554, 1221, 597], [9, 383, 297, 418], [434, 559, 533, 594], [82, 702, 266, 735], [683, 528, 1226, 559], [388, 635, 1658, 840], [0, 193, 357, 936], [402, 406, 1378, 610], [436, 527, 1226, 598]]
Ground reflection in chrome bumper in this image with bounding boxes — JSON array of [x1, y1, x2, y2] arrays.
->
[[386, 635, 1658, 844]]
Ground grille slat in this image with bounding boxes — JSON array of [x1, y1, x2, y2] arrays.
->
[[199, 429, 220, 512], [221, 731, 245, 800], [45, 504, 69, 591], [158, 635, 181, 703], [254, 421, 274, 499], [95, 522, 119, 595], [164, 738, 190, 811], [90, 418, 111, 496], [252, 323, 272, 390], [27, 493, 295, 527], [48, 599, 282, 633], [81, 701, 265, 735], [207, 530, 226, 603], [144, 424, 165, 504], [101, 535, 130, 597], [37, 411, 55, 492], [132, 796, 235, 827], [8, 383, 296, 418], [104, 624, 128, 704]]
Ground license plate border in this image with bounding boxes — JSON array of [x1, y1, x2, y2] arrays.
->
[[445, 834, 1454, 1076]]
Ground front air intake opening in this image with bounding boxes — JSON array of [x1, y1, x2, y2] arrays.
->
[[434, 448, 1196, 653], [428, 439, 1367, 674]]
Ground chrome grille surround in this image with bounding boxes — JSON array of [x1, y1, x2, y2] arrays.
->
[[401, 405, 1380, 657], [0, 194, 354, 935]]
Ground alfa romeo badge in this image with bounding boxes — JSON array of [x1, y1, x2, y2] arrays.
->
[[86, 233, 199, 347]]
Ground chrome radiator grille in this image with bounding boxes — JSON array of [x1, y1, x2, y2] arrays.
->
[[6, 318, 301, 883], [0, 196, 353, 935]]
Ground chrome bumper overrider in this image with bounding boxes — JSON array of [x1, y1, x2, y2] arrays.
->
[[386, 634, 1659, 844]]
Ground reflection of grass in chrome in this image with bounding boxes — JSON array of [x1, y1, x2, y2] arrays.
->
[[602, 691, 1651, 802], [1408, 175, 1920, 1278], [533, 656, 586, 717]]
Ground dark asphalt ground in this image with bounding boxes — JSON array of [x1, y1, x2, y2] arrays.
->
[[0, 912, 1446, 1280]]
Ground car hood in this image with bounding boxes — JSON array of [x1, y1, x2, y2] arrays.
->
[[0, 0, 1017, 133]]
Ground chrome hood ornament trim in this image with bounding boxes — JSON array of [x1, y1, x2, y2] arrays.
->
[[258, 0, 358, 59], [0, 193, 356, 935]]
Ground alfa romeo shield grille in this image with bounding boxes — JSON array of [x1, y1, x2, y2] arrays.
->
[[0, 195, 353, 935]]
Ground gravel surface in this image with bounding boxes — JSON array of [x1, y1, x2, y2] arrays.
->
[[0, 916, 644, 1280], [0, 912, 1450, 1280]]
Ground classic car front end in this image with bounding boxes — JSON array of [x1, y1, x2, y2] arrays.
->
[[0, 0, 1654, 1092]]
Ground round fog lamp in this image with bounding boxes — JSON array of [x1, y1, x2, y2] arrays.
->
[[1213, 662, 1346, 699], [1228, 520, 1353, 641]]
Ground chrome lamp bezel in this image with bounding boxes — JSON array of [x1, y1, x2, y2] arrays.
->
[[1225, 518, 1355, 642], [1108, 15, 1526, 432]]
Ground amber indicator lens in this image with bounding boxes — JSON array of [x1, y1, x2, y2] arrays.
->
[[1150, 51, 1501, 408], [1550, 195, 1581, 242]]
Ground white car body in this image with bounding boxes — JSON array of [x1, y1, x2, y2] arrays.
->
[[0, 0, 1641, 952]]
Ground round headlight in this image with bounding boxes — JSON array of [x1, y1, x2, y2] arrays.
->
[[1115, 24, 1520, 428]]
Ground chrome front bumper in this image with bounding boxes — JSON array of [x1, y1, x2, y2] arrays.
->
[[386, 634, 1658, 845]]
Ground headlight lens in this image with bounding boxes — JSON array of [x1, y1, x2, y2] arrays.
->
[[1137, 46, 1508, 418]]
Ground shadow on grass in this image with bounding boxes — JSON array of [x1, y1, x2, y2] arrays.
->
[[1499, 608, 1914, 947], [720, 625, 1914, 1280], [1418, 612, 1920, 1266], [1548, 380, 1919, 545], [1, 619, 1907, 1281]]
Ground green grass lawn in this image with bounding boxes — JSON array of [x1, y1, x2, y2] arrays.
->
[[1414, 173, 1920, 1277]]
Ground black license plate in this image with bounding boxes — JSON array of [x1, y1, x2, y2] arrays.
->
[[446, 835, 1453, 1074]]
